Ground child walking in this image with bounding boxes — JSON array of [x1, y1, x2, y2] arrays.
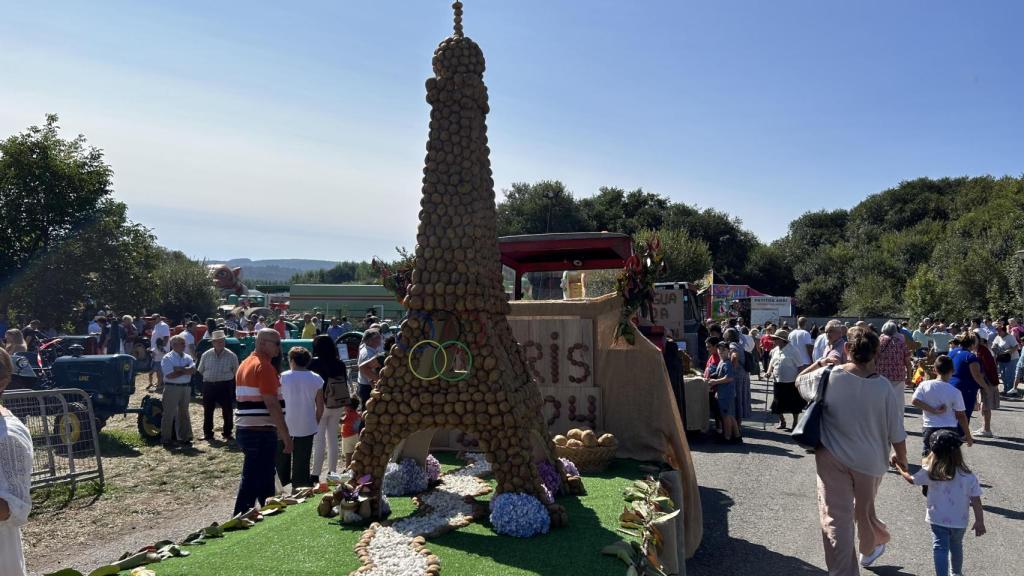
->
[[341, 396, 363, 470], [896, 429, 985, 576], [911, 355, 973, 458]]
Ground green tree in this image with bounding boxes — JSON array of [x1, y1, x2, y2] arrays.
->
[[663, 205, 758, 282], [578, 187, 669, 235], [743, 243, 797, 297], [495, 180, 591, 236], [634, 228, 712, 283], [151, 250, 219, 322], [0, 114, 113, 293], [1, 116, 170, 329]]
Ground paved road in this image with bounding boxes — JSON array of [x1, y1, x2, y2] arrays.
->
[[685, 376, 1024, 576]]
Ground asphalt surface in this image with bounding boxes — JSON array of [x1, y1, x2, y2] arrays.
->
[[684, 376, 1024, 576]]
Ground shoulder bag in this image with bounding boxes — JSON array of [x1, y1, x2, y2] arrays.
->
[[791, 366, 832, 450]]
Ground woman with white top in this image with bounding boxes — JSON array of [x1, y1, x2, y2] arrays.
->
[[277, 347, 324, 489], [1, 348, 33, 576], [797, 327, 909, 575], [765, 330, 806, 431]]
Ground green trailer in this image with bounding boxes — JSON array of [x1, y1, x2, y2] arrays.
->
[[288, 284, 404, 320]]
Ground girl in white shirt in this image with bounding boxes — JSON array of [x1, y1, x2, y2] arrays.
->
[[896, 430, 985, 576]]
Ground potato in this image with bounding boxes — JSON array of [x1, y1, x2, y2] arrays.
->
[[566, 439, 584, 449], [598, 433, 618, 448], [581, 430, 598, 447], [553, 435, 568, 447], [567, 429, 584, 441]]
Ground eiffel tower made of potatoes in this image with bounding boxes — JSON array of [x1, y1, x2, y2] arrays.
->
[[350, 1, 568, 527]]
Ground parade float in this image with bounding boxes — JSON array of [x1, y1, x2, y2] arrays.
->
[[48, 5, 700, 576]]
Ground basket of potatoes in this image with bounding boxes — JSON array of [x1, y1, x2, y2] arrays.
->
[[553, 428, 618, 473]]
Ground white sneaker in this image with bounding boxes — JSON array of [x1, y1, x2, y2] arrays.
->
[[974, 429, 994, 438], [859, 543, 886, 567]]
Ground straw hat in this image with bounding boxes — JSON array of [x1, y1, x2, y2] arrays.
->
[[770, 329, 790, 343], [210, 330, 227, 341]]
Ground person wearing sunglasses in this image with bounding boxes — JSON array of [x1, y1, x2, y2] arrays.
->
[[233, 329, 292, 515]]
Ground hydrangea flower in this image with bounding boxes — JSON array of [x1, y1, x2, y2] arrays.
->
[[425, 454, 442, 482], [489, 493, 550, 538], [536, 460, 561, 497], [382, 458, 429, 496], [559, 457, 579, 477]]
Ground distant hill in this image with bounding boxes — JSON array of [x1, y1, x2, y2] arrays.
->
[[207, 258, 340, 282]]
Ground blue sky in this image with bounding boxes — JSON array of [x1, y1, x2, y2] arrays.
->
[[2, 1, 1021, 262]]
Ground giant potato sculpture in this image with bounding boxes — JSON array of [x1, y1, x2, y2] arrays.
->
[[351, 1, 566, 527]]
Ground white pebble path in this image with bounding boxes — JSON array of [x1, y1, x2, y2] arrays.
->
[[361, 453, 492, 576]]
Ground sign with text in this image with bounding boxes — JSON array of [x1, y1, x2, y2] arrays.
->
[[639, 288, 685, 339], [750, 296, 792, 326], [508, 317, 595, 387]]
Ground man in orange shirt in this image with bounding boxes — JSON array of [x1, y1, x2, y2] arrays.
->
[[233, 328, 292, 515]]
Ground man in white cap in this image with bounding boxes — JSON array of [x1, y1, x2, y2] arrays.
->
[[197, 330, 240, 442]]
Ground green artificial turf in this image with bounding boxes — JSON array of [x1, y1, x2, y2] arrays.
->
[[152, 458, 647, 576]]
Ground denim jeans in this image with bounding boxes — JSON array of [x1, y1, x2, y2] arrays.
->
[[930, 523, 966, 576], [234, 428, 279, 515], [998, 360, 1016, 394]]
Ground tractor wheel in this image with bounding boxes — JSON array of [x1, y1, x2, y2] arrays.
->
[[54, 402, 95, 457], [137, 397, 163, 444]]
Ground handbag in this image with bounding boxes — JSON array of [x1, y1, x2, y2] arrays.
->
[[791, 367, 832, 450]]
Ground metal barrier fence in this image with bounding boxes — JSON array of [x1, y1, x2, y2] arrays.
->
[[0, 388, 104, 490]]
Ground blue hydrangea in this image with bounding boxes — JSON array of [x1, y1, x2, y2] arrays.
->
[[425, 454, 441, 482], [536, 460, 561, 497], [382, 458, 428, 496], [559, 457, 579, 477], [489, 493, 551, 538]]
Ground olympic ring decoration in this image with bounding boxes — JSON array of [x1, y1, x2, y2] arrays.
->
[[398, 310, 464, 352], [408, 339, 474, 382]]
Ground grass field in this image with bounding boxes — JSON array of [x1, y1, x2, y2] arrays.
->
[[150, 458, 648, 576]]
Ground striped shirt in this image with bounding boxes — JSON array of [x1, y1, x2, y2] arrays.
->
[[235, 352, 285, 428], [197, 348, 239, 382]]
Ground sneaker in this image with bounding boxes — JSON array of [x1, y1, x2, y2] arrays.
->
[[974, 429, 994, 438], [859, 543, 886, 567]]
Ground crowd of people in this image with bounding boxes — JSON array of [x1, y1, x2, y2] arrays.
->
[[232, 320, 385, 516], [4, 305, 1020, 576], [696, 315, 1012, 576], [697, 315, 1024, 441]]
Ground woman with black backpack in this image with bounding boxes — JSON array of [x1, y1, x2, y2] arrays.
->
[[308, 335, 350, 484]]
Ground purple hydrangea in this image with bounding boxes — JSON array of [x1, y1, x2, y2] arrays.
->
[[489, 493, 551, 538], [425, 454, 441, 482], [382, 458, 428, 496], [536, 460, 561, 497], [559, 457, 579, 477]]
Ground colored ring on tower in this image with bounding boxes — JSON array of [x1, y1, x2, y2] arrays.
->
[[434, 340, 473, 382], [409, 339, 446, 381]]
